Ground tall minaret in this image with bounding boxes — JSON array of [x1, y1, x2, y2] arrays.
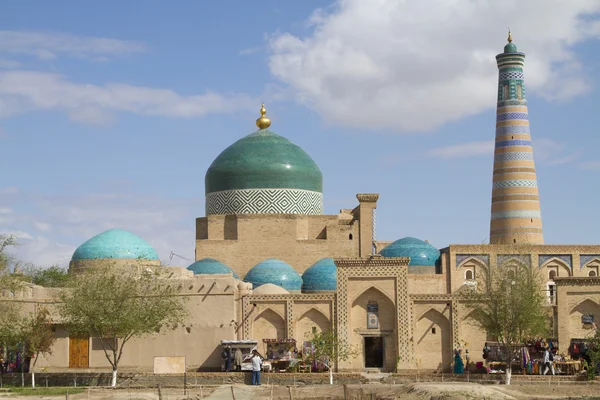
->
[[489, 31, 544, 245]]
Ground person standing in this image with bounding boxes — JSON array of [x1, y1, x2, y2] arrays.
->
[[453, 349, 464, 374], [482, 342, 491, 366], [234, 348, 243, 372], [250, 350, 263, 385], [542, 347, 554, 375], [224, 346, 232, 372]]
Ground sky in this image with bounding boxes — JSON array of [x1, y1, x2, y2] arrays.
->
[[1, 0, 599, 268]]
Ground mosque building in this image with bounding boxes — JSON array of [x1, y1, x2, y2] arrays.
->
[[4, 34, 600, 373]]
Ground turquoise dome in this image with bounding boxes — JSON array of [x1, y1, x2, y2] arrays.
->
[[205, 129, 323, 194], [380, 237, 440, 267], [244, 258, 302, 291], [187, 258, 239, 279], [302, 258, 337, 292], [504, 42, 518, 53], [71, 229, 159, 261]]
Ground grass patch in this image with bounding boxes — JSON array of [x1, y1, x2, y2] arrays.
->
[[7, 387, 85, 396]]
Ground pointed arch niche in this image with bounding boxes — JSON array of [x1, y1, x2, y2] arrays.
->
[[253, 308, 286, 342], [415, 308, 452, 370], [569, 299, 600, 338], [295, 308, 330, 344], [350, 286, 397, 372]]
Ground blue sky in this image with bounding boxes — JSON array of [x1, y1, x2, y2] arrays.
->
[[1, 0, 599, 267]]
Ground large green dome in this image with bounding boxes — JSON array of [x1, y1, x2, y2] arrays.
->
[[205, 108, 323, 215]]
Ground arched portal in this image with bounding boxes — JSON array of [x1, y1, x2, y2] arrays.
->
[[350, 286, 396, 372]]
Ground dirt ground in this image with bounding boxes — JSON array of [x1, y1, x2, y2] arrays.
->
[[2, 382, 600, 400]]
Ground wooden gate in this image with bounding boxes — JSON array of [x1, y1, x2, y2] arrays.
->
[[69, 337, 89, 368]]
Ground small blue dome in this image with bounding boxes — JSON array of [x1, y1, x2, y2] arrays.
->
[[71, 229, 159, 261], [302, 258, 337, 292], [380, 237, 440, 267], [244, 258, 302, 291], [187, 258, 239, 279]]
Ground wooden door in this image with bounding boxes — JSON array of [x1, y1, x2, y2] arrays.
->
[[69, 337, 89, 368]]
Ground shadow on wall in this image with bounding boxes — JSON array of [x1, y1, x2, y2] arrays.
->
[[198, 346, 223, 372]]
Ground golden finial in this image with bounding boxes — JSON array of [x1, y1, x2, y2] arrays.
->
[[507, 28, 513, 43], [256, 103, 271, 129]]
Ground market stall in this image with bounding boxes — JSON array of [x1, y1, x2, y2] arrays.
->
[[262, 339, 297, 372], [484, 339, 581, 375], [219, 340, 266, 372]]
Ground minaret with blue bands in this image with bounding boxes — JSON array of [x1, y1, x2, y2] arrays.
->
[[490, 31, 544, 245]]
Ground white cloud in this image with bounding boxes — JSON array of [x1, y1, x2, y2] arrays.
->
[[0, 30, 146, 61], [268, 0, 600, 132], [428, 141, 493, 159], [0, 70, 256, 124], [1, 189, 197, 267]]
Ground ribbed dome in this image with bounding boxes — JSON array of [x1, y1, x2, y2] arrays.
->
[[71, 229, 159, 261], [187, 258, 239, 279], [302, 258, 337, 292], [205, 128, 323, 215], [380, 237, 440, 267], [244, 258, 302, 291]]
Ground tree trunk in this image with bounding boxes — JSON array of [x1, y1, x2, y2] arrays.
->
[[329, 367, 333, 385], [31, 371, 35, 388], [111, 368, 117, 387], [505, 365, 512, 385]]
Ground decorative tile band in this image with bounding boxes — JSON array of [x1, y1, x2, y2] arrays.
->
[[455, 254, 490, 268], [206, 188, 323, 215], [497, 112, 529, 122], [496, 125, 530, 135], [580, 255, 600, 269], [538, 254, 572, 268], [493, 180, 538, 189], [495, 140, 532, 148], [499, 71, 525, 80], [491, 210, 541, 220], [494, 152, 535, 162], [497, 254, 531, 267]]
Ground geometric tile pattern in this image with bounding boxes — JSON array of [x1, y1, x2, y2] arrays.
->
[[580, 255, 600, 269], [499, 71, 525, 80], [494, 152, 534, 162], [496, 112, 528, 122], [493, 179, 538, 189], [455, 254, 490, 268], [497, 254, 531, 268], [206, 188, 323, 215], [495, 140, 532, 148], [538, 254, 572, 269], [491, 210, 542, 220]]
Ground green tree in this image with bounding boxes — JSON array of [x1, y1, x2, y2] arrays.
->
[[22, 265, 69, 287], [17, 307, 56, 388], [58, 263, 188, 387], [0, 234, 24, 344], [304, 330, 359, 385], [459, 259, 549, 385]]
